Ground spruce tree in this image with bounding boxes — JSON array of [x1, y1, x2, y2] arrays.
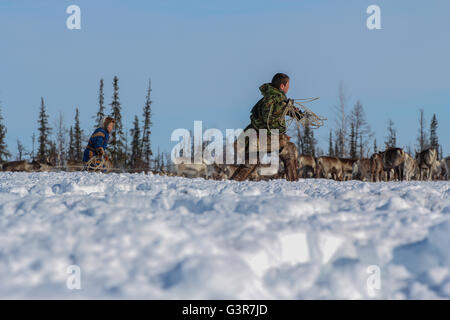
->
[[68, 126, 75, 161], [328, 130, 334, 156], [109, 76, 126, 166], [124, 125, 129, 167], [417, 109, 428, 151], [349, 122, 357, 158], [37, 97, 51, 162], [48, 141, 57, 166], [74, 108, 83, 161], [303, 124, 316, 157], [141, 79, 153, 168], [373, 138, 378, 154], [0, 102, 10, 161], [55, 112, 66, 167], [31, 133, 36, 160], [94, 78, 105, 128], [130, 116, 142, 169], [385, 119, 397, 149], [429, 114, 439, 156]]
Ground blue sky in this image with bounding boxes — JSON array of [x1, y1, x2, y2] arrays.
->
[[0, 0, 449, 158]]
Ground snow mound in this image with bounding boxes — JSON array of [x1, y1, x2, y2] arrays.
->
[[0, 172, 449, 299]]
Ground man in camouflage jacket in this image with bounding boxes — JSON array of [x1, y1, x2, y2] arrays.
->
[[231, 73, 301, 181], [248, 82, 289, 134]]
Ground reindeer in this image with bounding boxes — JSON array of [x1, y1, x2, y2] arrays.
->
[[383, 148, 406, 181], [370, 152, 384, 182], [352, 158, 371, 181], [403, 152, 418, 181], [2, 157, 56, 172], [298, 155, 316, 178], [2, 160, 39, 172], [176, 161, 208, 178], [445, 157, 450, 180], [316, 156, 343, 181], [416, 148, 437, 181], [66, 160, 84, 172], [32, 159, 54, 172], [175, 156, 241, 180], [339, 158, 358, 181], [208, 163, 236, 180], [432, 158, 448, 180]]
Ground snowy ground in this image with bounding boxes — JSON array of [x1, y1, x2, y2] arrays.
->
[[0, 172, 449, 299]]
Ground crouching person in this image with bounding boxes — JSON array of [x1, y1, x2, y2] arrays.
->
[[231, 73, 300, 181], [83, 117, 115, 171]]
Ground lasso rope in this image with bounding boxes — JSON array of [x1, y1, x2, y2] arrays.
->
[[84, 155, 106, 172], [283, 97, 326, 129]]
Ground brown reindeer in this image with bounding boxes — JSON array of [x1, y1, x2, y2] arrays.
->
[[316, 156, 343, 181], [298, 155, 316, 178], [176, 161, 208, 178], [339, 158, 358, 181], [442, 157, 450, 180], [445, 157, 450, 180], [32, 159, 54, 172], [370, 152, 384, 182], [66, 160, 84, 172], [416, 148, 437, 181], [403, 152, 419, 181], [352, 158, 372, 181], [432, 158, 447, 180], [383, 148, 406, 181], [2, 160, 40, 172]]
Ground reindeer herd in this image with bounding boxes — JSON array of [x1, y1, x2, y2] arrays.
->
[[1, 159, 54, 172], [1, 147, 448, 182], [304, 147, 448, 182], [176, 147, 449, 182]]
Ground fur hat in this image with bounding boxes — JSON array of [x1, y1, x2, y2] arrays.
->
[[103, 116, 116, 130]]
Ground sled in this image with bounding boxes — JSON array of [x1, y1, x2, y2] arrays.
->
[[84, 155, 113, 173]]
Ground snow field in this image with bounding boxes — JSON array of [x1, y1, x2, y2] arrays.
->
[[0, 172, 449, 299]]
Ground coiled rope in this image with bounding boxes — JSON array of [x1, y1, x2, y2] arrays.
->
[[283, 97, 326, 129], [84, 155, 107, 172]]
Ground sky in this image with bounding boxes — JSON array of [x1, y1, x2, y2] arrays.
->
[[0, 0, 449, 158]]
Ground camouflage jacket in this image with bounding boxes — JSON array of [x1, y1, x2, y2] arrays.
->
[[247, 83, 289, 134]]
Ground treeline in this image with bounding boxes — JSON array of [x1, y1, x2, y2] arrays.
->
[[0, 81, 445, 171], [0, 77, 173, 172], [293, 83, 444, 160]]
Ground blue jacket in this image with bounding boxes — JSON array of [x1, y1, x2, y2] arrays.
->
[[83, 128, 110, 162]]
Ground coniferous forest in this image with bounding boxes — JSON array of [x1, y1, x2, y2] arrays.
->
[[0, 79, 446, 178]]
